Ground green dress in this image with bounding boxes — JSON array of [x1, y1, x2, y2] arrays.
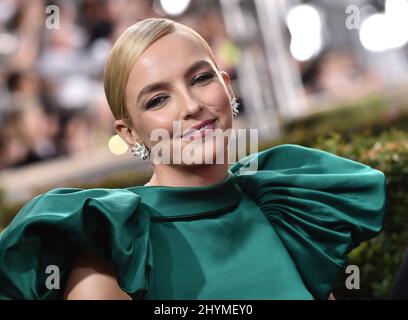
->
[[0, 144, 387, 300]]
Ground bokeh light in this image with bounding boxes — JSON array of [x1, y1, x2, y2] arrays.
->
[[160, 0, 191, 16], [286, 4, 323, 61]]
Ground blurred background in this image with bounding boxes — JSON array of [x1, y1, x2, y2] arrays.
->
[[1, 0, 408, 299]]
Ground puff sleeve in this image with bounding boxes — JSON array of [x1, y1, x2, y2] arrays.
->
[[230, 144, 387, 299], [0, 188, 153, 300]]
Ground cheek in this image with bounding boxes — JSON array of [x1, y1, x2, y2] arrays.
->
[[141, 113, 175, 141], [200, 83, 230, 112]]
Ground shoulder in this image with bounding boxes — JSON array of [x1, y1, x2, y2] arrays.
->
[[0, 186, 152, 299], [8, 187, 144, 224], [230, 143, 378, 174], [228, 144, 387, 299]]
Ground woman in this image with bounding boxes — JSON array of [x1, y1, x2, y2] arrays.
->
[[0, 18, 386, 300]]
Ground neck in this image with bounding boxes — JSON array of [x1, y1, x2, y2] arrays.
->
[[147, 161, 229, 188]]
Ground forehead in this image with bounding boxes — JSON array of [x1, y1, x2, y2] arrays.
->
[[129, 30, 214, 83]]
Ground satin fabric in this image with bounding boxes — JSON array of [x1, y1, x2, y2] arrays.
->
[[0, 144, 387, 300]]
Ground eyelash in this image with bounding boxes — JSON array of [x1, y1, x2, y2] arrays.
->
[[144, 71, 216, 110]]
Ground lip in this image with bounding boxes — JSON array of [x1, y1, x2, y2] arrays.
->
[[182, 119, 216, 138]]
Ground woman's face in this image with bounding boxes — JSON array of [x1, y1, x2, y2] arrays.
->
[[115, 28, 234, 166]]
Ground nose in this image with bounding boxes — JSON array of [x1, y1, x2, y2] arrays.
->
[[178, 88, 203, 119]]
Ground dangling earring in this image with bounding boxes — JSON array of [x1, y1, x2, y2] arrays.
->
[[131, 142, 150, 160], [231, 97, 239, 116]]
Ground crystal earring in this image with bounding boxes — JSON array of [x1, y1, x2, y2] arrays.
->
[[231, 97, 239, 117], [131, 142, 150, 160]]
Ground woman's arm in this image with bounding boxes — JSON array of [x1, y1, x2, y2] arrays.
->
[[64, 251, 132, 300], [64, 251, 336, 300]]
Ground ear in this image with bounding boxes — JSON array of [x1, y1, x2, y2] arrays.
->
[[219, 70, 234, 99], [114, 119, 139, 148]]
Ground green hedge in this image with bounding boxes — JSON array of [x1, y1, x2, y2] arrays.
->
[[281, 93, 408, 146]]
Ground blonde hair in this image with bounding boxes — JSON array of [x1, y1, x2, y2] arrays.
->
[[103, 17, 220, 125]]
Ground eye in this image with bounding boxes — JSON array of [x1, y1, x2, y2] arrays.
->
[[192, 71, 215, 85], [145, 95, 168, 110]]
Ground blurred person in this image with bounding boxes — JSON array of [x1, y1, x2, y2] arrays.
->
[[302, 48, 384, 104], [79, 0, 114, 47], [8, 101, 58, 166], [87, 84, 116, 147], [61, 111, 93, 155], [6, 71, 40, 102], [37, 1, 88, 79], [2, 100, 57, 167], [194, 9, 240, 75], [0, 18, 387, 300], [5, 0, 44, 72], [0, 116, 30, 169], [108, 0, 159, 45], [0, 73, 13, 117]]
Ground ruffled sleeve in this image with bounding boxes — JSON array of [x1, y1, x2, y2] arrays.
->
[[230, 144, 387, 299], [0, 188, 153, 300]]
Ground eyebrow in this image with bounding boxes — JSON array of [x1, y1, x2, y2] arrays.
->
[[136, 60, 213, 105]]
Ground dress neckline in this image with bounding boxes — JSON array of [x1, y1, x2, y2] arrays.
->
[[126, 170, 243, 219]]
